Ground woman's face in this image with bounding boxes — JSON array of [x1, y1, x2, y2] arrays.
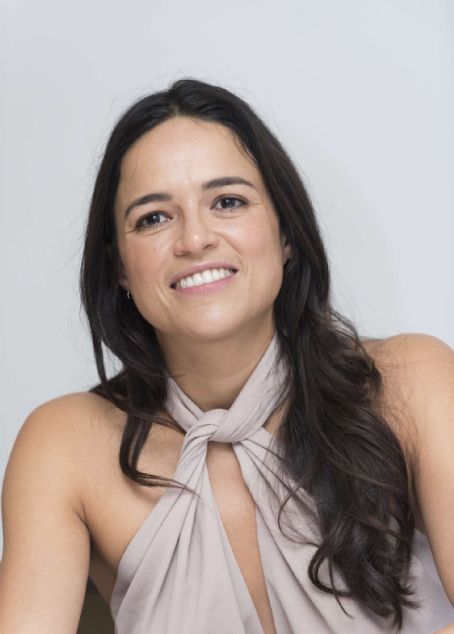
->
[[114, 116, 291, 346]]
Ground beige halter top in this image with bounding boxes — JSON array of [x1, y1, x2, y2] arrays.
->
[[110, 333, 453, 633]]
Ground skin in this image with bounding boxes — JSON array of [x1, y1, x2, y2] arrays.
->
[[114, 116, 291, 410], [1, 116, 452, 633], [370, 333, 454, 631]]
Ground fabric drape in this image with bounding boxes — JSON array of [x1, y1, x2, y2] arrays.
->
[[110, 333, 453, 633]]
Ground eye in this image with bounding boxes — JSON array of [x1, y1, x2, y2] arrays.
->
[[135, 211, 170, 231], [213, 196, 246, 211]]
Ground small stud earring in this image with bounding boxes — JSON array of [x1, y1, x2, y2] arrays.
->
[[126, 290, 131, 300]]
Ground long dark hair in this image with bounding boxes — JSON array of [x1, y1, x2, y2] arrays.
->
[[80, 78, 417, 628]]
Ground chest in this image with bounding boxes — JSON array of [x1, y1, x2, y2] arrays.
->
[[85, 423, 277, 634]]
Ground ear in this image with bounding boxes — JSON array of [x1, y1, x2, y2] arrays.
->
[[117, 259, 130, 292], [280, 233, 292, 265]]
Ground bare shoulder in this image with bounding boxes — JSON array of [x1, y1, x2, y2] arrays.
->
[[10, 391, 127, 522], [15, 391, 126, 461], [364, 332, 453, 397], [0, 391, 126, 631], [363, 331, 453, 365], [364, 336, 454, 605], [23, 390, 125, 432], [362, 332, 454, 452]]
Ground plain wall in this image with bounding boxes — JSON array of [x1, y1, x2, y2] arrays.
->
[[1, 0, 453, 552]]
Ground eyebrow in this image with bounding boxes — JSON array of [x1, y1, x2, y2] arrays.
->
[[123, 176, 257, 219]]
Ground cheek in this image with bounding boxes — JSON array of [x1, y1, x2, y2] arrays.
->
[[123, 245, 171, 329], [122, 243, 166, 292], [236, 216, 284, 267], [233, 218, 285, 297]]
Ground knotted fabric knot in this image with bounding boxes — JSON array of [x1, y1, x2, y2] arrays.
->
[[164, 334, 290, 446], [183, 409, 232, 443], [182, 409, 256, 444]]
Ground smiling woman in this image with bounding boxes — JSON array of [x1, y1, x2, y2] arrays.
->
[[113, 115, 290, 355], [1, 78, 453, 634]]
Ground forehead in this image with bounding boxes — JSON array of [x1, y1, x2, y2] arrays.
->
[[118, 116, 259, 187]]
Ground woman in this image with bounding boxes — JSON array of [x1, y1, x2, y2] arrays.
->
[[1, 78, 453, 633]]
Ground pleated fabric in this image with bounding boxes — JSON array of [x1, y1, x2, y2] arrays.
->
[[110, 333, 453, 633]]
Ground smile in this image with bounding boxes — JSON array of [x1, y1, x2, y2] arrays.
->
[[171, 267, 236, 290]]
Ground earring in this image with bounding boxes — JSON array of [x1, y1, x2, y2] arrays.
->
[[126, 290, 132, 300]]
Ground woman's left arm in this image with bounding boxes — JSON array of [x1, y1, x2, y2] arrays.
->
[[390, 334, 454, 632]]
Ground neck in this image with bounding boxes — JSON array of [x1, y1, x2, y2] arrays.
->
[[157, 323, 276, 411]]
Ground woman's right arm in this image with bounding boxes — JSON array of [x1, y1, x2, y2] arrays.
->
[[0, 399, 91, 633]]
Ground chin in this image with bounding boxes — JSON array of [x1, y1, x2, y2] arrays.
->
[[179, 314, 274, 344], [180, 324, 244, 343]]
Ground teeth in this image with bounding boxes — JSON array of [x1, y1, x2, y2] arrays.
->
[[201, 270, 213, 284], [174, 268, 235, 289]]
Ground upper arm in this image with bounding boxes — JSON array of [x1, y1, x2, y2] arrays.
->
[[0, 397, 91, 633], [383, 333, 454, 605]]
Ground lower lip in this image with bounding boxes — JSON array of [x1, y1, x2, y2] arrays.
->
[[171, 271, 238, 296]]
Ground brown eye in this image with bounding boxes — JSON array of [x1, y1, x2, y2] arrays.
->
[[213, 196, 246, 210], [136, 212, 170, 230]]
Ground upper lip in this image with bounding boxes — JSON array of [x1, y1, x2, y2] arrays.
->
[[170, 262, 238, 287]]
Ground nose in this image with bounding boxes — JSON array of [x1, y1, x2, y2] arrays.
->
[[173, 210, 219, 257]]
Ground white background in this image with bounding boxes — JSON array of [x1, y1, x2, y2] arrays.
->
[[1, 0, 453, 551]]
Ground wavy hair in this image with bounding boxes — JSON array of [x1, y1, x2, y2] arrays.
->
[[80, 78, 417, 628]]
